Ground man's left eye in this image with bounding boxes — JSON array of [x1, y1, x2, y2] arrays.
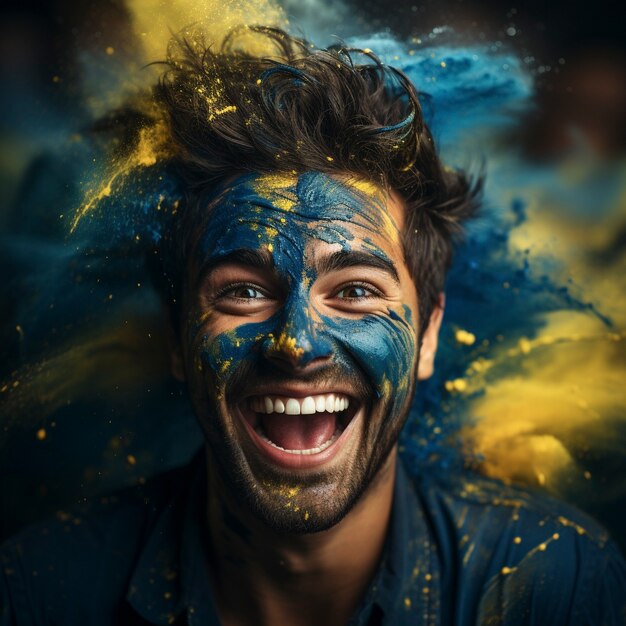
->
[[336, 285, 375, 299]]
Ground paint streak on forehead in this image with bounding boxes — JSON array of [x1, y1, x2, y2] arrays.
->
[[252, 173, 298, 212], [197, 171, 401, 272], [342, 177, 401, 246]]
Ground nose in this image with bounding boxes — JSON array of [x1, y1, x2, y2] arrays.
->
[[262, 295, 333, 372]]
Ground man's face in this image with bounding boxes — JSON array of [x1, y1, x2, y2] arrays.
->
[[179, 172, 424, 532]]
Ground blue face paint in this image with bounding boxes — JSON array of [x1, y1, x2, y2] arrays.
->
[[187, 171, 418, 420]]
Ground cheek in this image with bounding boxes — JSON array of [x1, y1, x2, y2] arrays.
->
[[323, 305, 417, 403], [189, 317, 273, 394]]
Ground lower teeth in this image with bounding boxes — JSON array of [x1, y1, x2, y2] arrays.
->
[[255, 426, 342, 455]]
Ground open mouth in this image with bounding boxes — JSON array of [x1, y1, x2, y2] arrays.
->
[[239, 392, 360, 468]]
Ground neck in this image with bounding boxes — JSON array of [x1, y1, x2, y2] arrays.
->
[[205, 448, 397, 626]]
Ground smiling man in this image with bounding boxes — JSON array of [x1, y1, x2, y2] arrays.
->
[[179, 172, 424, 536], [2, 28, 626, 626]]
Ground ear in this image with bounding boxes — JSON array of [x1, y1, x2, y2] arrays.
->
[[417, 293, 445, 381], [167, 326, 186, 382]]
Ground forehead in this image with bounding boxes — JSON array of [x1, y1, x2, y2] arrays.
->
[[198, 171, 404, 261]]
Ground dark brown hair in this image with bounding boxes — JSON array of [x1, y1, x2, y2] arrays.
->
[[153, 26, 481, 332]]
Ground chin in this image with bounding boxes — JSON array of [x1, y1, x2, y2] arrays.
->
[[203, 395, 402, 534]]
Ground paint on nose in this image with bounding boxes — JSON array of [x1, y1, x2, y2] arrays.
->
[[265, 331, 306, 363], [263, 292, 333, 368]]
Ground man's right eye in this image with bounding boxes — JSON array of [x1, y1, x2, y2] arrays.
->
[[206, 280, 278, 317], [220, 283, 268, 301]]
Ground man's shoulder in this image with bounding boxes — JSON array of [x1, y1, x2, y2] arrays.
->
[[415, 467, 612, 548], [408, 465, 626, 624], [0, 460, 192, 625]]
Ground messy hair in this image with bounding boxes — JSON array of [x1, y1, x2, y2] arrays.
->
[[152, 26, 480, 332]]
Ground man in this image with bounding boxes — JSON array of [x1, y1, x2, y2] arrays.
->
[[2, 28, 626, 626]]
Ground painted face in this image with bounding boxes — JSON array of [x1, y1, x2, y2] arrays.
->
[[181, 171, 420, 532]]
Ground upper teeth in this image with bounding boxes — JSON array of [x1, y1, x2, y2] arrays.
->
[[251, 394, 350, 415]]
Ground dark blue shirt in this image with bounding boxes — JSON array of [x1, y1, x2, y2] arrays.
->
[[2, 453, 625, 625]]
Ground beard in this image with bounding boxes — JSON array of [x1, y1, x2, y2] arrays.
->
[[194, 355, 415, 534]]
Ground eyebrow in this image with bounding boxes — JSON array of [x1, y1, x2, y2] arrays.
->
[[199, 248, 400, 284], [315, 250, 400, 284], [200, 248, 275, 277]]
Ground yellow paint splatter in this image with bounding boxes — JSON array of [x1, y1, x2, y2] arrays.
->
[[468, 358, 492, 374], [70, 121, 173, 232], [208, 104, 237, 121], [197, 310, 212, 325], [126, 0, 288, 64], [267, 332, 304, 360], [252, 173, 298, 211], [445, 378, 468, 393], [556, 516, 589, 537], [36, 428, 46, 441], [346, 178, 380, 197], [455, 329, 476, 345], [461, 320, 626, 491]]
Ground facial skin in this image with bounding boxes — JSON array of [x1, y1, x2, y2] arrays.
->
[[172, 171, 441, 533]]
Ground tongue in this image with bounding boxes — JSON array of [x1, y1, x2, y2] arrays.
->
[[261, 413, 337, 450]]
